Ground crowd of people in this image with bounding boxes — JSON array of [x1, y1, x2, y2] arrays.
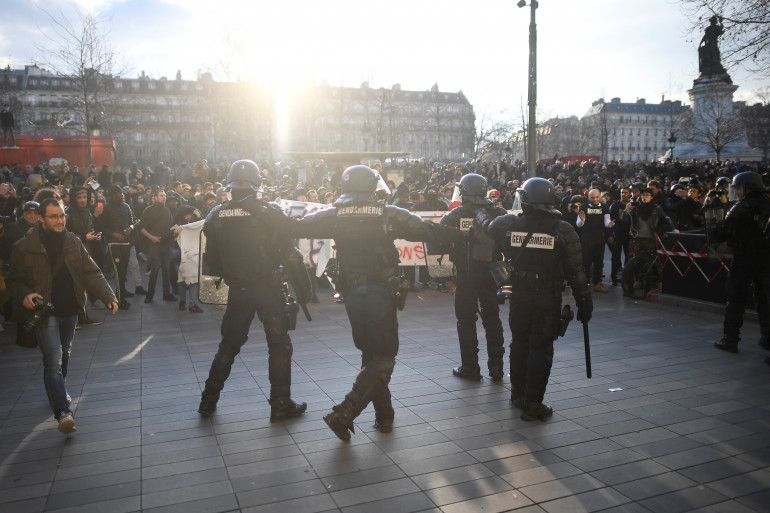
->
[[1, 153, 768, 435]]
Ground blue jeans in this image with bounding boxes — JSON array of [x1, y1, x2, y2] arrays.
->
[[36, 315, 78, 419], [178, 281, 199, 305], [147, 243, 172, 298]]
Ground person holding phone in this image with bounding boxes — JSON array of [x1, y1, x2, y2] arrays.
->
[[66, 187, 105, 325]]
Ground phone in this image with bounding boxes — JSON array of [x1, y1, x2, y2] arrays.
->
[[96, 200, 104, 209]]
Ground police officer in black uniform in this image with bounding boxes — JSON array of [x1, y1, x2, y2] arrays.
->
[[198, 160, 307, 421], [476, 178, 593, 421], [270, 165, 463, 441], [713, 171, 770, 354], [440, 173, 507, 380]]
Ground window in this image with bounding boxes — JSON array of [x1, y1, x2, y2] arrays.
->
[[115, 82, 123, 90], [134, 132, 142, 142], [645, 129, 649, 136], [148, 82, 156, 90], [165, 82, 172, 91]]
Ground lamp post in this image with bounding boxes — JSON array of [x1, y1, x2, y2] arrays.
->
[[667, 131, 677, 162], [518, 0, 538, 177]]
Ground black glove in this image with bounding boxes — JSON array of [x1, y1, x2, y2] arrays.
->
[[576, 293, 593, 323]]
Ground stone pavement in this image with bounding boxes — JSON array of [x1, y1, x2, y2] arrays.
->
[[1, 283, 769, 513]]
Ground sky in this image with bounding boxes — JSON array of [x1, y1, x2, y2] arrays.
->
[[2, 0, 768, 123]]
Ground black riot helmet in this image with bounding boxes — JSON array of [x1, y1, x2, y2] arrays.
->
[[456, 173, 491, 205], [226, 160, 262, 191], [515, 177, 560, 215], [334, 165, 390, 205], [730, 171, 765, 200], [731, 171, 764, 191]]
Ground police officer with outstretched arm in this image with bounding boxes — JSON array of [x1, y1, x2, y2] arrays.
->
[[439, 173, 507, 380], [476, 178, 593, 421], [198, 160, 308, 422], [263, 165, 464, 441]]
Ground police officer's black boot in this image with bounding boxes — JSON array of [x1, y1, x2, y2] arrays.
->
[[521, 401, 553, 421], [714, 335, 740, 353], [324, 386, 369, 442], [198, 386, 220, 417], [488, 358, 504, 381], [454, 321, 481, 380], [269, 386, 307, 421], [372, 391, 394, 434]]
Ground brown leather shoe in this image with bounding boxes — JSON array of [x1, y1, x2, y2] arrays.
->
[[593, 283, 609, 293]]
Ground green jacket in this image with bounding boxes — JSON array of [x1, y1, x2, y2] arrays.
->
[[6, 226, 117, 327]]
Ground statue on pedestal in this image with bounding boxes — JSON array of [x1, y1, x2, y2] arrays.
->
[[698, 15, 727, 77]]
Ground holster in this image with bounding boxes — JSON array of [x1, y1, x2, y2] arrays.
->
[[556, 304, 574, 339], [388, 274, 410, 311]]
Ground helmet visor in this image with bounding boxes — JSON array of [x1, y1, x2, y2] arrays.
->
[[728, 184, 740, 202], [511, 191, 524, 215], [375, 174, 390, 197]]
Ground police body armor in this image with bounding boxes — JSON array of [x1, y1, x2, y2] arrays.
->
[[502, 214, 562, 294], [442, 205, 502, 270], [310, 202, 401, 291], [203, 200, 284, 287]]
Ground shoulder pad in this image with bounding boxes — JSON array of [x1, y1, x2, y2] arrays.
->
[[266, 201, 286, 215], [300, 206, 337, 222], [204, 204, 223, 226], [440, 207, 463, 225], [386, 204, 415, 221]]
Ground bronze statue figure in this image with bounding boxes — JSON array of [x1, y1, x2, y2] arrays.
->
[[698, 15, 727, 76]]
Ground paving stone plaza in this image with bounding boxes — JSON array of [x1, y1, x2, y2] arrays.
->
[[1, 282, 769, 513]]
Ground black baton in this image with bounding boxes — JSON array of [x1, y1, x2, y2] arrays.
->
[[582, 320, 592, 379]]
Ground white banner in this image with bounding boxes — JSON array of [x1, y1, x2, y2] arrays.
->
[[277, 200, 453, 269]]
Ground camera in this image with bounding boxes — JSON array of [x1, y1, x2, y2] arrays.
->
[[23, 297, 55, 333]]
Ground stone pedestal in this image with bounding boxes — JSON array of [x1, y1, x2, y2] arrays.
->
[[673, 73, 761, 161]]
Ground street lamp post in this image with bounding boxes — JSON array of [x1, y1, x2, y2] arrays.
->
[[518, 0, 538, 177], [668, 131, 677, 162]]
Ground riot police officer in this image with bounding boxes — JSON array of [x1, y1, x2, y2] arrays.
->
[[270, 165, 463, 441], [440, 173, 507, 380], [198, 160, 308, 421], [476, 178, 593, 421], [714, 171, 770, 353]]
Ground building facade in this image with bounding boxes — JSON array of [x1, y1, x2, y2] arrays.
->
[[581, 97, 688, 162], [0, 66, 475, 166]]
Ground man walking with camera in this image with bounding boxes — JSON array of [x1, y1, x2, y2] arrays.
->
[[6, 198, 118, 434]]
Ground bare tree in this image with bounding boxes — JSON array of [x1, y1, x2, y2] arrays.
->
[[680, 0, 770, 77], [36, 6, 128, 164], [682, 85, 745, 161]]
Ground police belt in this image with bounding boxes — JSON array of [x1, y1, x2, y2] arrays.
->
[[509, 270, 559, 293]]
